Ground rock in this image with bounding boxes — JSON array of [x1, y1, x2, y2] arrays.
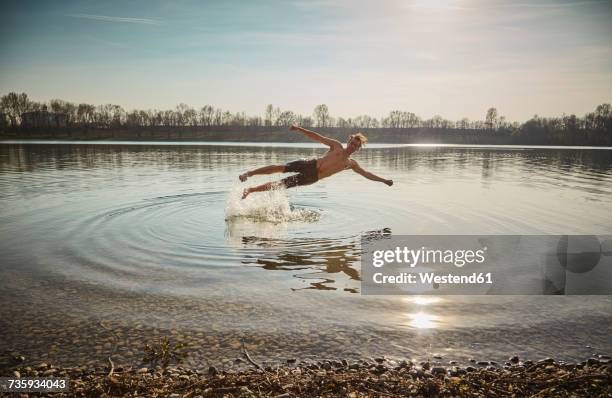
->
[[42, 369, 56, 376], [466, 366, 476, 372], [477, 361, 489, 366], [433, 355, 443, 360], [12, 371, 20, 378], [341, 359, 348, 367], [348, 364, 360, 370], [373, 364, 387, 375], [449, 361, 457, 365], [510, 355, 520, 364], [421, 362, 430, 370], [137, 368, 149, 374], [586, 358, 600, 366], [469, 358, 476, 363], [374, 357, 385, 363], [412, 369, 425, 378], [538, 358, 554, 365], [431, 367, 446, 375], [321, 362, 332, 371], [208, 366, 218, 375], [286, 358, 296, 364], [398, 360, 411, 369]]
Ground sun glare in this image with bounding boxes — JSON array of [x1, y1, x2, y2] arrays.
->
[[405, 296, 442, 306], [407, 312, 439, 329]]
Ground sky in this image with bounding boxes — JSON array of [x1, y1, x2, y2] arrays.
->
[[0, 0, 611, 122]]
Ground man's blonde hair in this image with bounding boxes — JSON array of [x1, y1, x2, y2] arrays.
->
[[350, 133, 368, 147]]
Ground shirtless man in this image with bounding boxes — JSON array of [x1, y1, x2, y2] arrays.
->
[[239, 125, 393, 199]]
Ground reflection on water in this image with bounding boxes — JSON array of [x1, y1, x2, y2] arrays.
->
[[407, 312, 440, 329], [238, 228, 390, 292], [406, 296, 442, 306], [0, 142, 611, 368], [404, 297, 445, 329]]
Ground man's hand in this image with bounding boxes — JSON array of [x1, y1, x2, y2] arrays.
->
[[290, 125, 299, 131], [384, 179, 394, 186]]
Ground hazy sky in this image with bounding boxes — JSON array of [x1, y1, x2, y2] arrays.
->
[[1, 0, 611, 121]]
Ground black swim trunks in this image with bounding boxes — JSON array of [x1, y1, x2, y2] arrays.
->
[[281, 159, 319, 188]]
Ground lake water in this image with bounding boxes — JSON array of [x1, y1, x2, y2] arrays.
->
[[0, 141, 611, 370]]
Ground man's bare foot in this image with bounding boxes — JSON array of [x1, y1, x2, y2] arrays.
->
[[239, 173, 249, 182], [241, 189, 250, 199]]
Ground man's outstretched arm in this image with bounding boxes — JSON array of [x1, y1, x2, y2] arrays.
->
[[290, 125, 342, 148], [350, 160, 393, 186]]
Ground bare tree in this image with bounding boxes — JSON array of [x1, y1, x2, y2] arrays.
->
[[313, 104, 330, 127], [1, 92, 32, 126], [298, 115, 314, 128], [485, 107, 498, 130], [200, 105, 214, 126], [277, 110, 296, 127], [77, 103, 96, 125], [183, 106, 197, 126], [457, 117, 470, 129]]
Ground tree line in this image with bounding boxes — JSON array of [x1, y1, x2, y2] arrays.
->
[[1, 92, 610, 144]]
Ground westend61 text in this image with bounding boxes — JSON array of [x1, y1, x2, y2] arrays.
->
[[372, 246, 487, 268], [373, 272, 493, 285]]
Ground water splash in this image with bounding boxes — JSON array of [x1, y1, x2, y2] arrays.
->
[[224, 183, 320, 224]]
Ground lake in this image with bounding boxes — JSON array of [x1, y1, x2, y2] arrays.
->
[[0, 141, 611, 370]]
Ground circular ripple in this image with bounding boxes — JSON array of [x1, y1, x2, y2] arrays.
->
[[49, 190, 375, 293]]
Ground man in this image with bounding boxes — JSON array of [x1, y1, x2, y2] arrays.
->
[[239, 125, 393, 199]]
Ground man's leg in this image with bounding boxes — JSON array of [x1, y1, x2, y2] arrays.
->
[[239, 165, 285, 182], [242, 181, 284, 199]]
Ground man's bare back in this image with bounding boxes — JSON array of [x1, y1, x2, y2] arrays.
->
[[239, 126, 393, 199]]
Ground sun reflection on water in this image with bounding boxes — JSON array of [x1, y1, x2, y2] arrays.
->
[[405, 296, 442, 306], [407, 311, 439, 329], [404, 296, 443, 329]]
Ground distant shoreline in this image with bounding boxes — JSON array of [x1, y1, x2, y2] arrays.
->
[[2, 140, 612, 150], [1, 126, 611, 146]]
